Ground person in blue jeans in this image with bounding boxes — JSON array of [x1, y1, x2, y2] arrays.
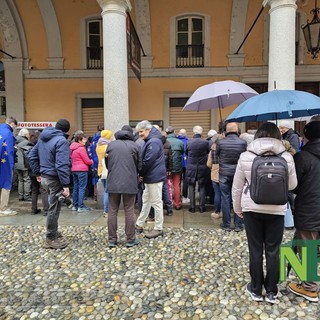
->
[[207, 133, 222, 218], [70, 132, 93, 212], [96, 129, 113, 215], [216, 122, 247, 231]]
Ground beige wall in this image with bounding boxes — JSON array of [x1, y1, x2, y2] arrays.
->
[[8, 0, 320, 129], [128, 76, 240, 120], [149, 0, 232, 68], [25, 79, 103, 132], [15, 0, 48, 69]]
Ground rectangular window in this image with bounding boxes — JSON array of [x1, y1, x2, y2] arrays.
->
[[176, 17, 204, 68], [87, 20, 103, 69]]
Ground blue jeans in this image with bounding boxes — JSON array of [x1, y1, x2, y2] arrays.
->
[[219, 174, 242, 228], [102, 179, 109, 213], [212, 181, 221, 213], [72, 171, 88, 209]]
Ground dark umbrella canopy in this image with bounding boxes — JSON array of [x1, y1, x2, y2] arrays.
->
[[226, 90, 320, 122]]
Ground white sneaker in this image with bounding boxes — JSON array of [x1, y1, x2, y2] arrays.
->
[[182, 197, 190, 204], [211, 212, 221, 219], [0, 209, 17, 216]]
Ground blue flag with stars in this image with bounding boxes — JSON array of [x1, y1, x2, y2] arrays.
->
[[0, 123, 15, 189]]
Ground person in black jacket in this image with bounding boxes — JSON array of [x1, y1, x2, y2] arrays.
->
[[135, 120, 166, 239], [278, 120, 300, 152], [29, 119, 71, 249], [185, 125, 210, 213], [216, 122, 247, 232], [106, 125, 141, 248], [288, 120, 320, 303]]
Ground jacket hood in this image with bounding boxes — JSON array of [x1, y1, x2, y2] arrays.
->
[[146, 127, 162, 141], [92, 131, 101, 143], [70, 142, 84, 151], [16, 135, 27, 144], [114, 129, 134, 141], [302, 138, 320, 159], [39, 127, 66, 142], [247, 137, 285, 155], [97, 137, 111, 145]]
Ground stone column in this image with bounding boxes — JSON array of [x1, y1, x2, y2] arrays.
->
[[265, 0, 297, 90], [2, 58, 24, 121], [97, 0, 132, 134]]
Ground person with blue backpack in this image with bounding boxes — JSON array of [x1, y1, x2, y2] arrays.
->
[[232, 122, 297, 304]]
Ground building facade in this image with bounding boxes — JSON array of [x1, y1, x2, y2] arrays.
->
[[0, 0, 318, 137]]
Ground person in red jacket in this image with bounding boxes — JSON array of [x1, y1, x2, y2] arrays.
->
[[70, 131, 93, 212]]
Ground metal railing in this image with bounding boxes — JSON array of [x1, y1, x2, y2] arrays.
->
[[87, 47, 103, 69], [176, 44, 204, 68]]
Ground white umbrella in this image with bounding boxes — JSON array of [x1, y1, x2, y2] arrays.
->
[[183, 80, 258, 120]]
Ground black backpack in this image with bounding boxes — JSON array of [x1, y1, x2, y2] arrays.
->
[[247, 151, 288, 205]]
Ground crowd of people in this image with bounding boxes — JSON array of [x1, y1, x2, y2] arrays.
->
[[0, 116, 319, 304]]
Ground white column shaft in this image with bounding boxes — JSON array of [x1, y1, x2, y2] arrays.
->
[[98, 0, 131, 134], [267, 0, 297, 91]]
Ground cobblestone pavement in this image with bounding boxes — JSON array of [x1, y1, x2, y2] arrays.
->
[[0, 224, 319, 320]]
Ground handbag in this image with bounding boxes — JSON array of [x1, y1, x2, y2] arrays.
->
[[101, 157, 108, 179], [284, 202, 294, 228]]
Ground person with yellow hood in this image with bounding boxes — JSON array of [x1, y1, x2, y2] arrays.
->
[[96, 130, 113, 215]]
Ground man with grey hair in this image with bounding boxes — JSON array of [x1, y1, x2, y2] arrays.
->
[[0, 117, 18, 216], [278, 120, 300, 152], [135, 120, 166, 239], [216, 122, 246, 232], [15, 128, 32, 201], [185, 125, 210, 213]]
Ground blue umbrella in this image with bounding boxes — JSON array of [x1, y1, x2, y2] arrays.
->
[[225, 90, 320, 122]]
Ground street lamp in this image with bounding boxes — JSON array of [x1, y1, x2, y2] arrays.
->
[[302, 0, 320, 59]]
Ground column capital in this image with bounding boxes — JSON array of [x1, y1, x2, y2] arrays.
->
[[97, 0, 132, 13], [264, 0, 297, 10]]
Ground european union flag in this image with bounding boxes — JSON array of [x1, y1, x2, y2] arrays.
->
[[0, 123, 15, 189]]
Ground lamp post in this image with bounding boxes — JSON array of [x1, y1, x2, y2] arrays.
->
[[301, 0, 320, 58]]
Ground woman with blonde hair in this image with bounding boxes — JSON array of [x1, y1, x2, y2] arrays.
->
[[96, 130, 113, 215]]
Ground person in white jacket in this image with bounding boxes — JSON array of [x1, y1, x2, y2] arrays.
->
[[232, 122, 297, 304]]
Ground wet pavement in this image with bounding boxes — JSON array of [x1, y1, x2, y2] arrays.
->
[[0, 191, 319, 320]]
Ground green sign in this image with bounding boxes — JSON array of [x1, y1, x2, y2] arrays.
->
[[280, 240, 320, 282]]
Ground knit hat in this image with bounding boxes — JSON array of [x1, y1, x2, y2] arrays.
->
[[18, 128, 29, 137], [55, 119, 70, 133], [303, 121, 320, 140], [121, 125, 133, 133], [207, 129, 217, 138], [278, 120, 291, 129], [101, 130, 112, 139]]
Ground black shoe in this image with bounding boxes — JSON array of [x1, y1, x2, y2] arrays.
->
[[220, 223, 231, 232], [234, 226, 243, 232], [135, 225, 143, 234], [199, 207, 206, 213], [167, 209, 173, 216], [175, 206, 181, 210], [188, 208, 195, 213], [43, 212, 48, 216], [31, 209, 41, 215], [19, 198, 24, 201]]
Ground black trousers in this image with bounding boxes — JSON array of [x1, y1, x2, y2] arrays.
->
[[244, 211, 284, 296]]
